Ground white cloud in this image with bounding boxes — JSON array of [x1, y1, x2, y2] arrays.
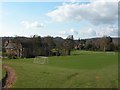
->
[[21, 21, 44, 29], [58, 28, 79, 38], [79, 24, 118, 38], [96, 25, 118, 37], [90, 0, 118, 2], [58, 25, 118, 39], [47, 1, 118, 25], [70, 28, 79, 35], [81, 28, 97, 38], [59, 31, 68, 36]]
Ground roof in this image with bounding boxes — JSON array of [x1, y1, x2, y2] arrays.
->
[[4, 38, 33, 49], [5, 43, 16, 49]]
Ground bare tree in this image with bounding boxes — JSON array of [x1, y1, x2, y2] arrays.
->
[[62, 35, 74, 55]]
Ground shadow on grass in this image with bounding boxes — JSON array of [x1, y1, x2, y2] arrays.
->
[[2, 71, 7, 88], [0, 80, 2, 90]]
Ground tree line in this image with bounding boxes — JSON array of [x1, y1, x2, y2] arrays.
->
[[2, 35, 120, 58], [76, 36, 119, 52]]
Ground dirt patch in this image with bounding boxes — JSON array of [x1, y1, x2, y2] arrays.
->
[[2, 64, 16, 89]]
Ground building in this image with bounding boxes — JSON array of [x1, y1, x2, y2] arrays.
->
[[3, 40, 33, 58]]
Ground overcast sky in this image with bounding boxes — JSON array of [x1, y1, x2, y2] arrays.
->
[[0, 0, 118, 39]]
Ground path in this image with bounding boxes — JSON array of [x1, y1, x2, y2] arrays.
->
[[2, 64, 16, 89]]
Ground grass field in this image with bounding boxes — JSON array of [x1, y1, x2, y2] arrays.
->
[[0, 59, 2, 80], [2, 51, 118, 88]]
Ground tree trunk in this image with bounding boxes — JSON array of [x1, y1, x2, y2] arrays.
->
[[104, 46, 106, 51], [67, 49, 71, 55]]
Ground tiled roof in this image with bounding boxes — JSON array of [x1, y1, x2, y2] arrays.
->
[[5, 43, 16, 49]]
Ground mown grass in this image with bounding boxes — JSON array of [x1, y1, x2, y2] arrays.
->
[[0, 59, 2, 80], [2, 51, 118, 88]]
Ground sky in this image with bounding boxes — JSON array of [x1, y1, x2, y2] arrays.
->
[[0, 0, 118, 39]]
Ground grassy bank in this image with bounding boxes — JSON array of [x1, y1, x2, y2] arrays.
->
[[2, 51, 118, 88]]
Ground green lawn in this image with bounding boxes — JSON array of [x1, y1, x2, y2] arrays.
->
[[2, 51, 118, 88], [0, 59, 2, 80]]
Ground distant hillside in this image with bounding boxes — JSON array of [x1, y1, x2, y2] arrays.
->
[[1, 36, 119, 45]]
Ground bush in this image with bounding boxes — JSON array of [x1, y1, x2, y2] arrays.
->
[[7, 53, 17, 59]]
